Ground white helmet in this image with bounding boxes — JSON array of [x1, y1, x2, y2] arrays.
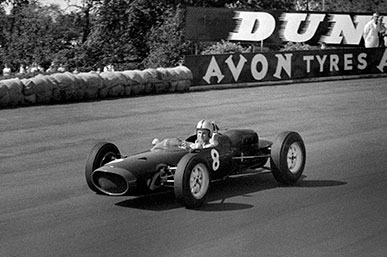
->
[[196, 120, 214, 137]]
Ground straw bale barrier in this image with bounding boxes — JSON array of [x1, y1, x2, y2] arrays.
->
[[0, 66, 192, 109], [0, 78, 25, 107]]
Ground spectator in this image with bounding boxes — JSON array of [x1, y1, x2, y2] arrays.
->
[[30, 62, 39, 73], [244, 45, 253, 53], [46, 62, 57, 74], [37, 64, 45, 73], [378, 16, 387, 47], [57, 64, 66, 73], [103, 63, 115, 72], [2, 63, 11, 77], [363, 12, 384, 48], [18, 64, 27, 74]]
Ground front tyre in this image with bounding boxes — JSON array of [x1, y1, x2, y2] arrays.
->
[[85, 142, 120, 192], [174, 154, 210, 209], [270, 131, 306, 185]]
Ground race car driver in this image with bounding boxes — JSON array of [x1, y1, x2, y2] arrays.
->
[[153, 120, 219, 150], [190, 120, 219, 149]]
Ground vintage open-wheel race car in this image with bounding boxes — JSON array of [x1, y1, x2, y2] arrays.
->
[[85, 127, 306, 209]]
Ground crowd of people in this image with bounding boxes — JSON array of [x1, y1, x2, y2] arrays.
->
[[1, 62, 69, 78], [363, 12, 387, 48], [1, 61, 115, 79]]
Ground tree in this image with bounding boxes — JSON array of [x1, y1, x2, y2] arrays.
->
[[0, 1, 83, 71], [82, 0, 177, 70], [1, 2, 53, 69], [3, 0, 387, 74], [226, 0, 294, 10], [143, 6, 189, 67], [324, 0, 387, 12], [64, 0, 102, 43]]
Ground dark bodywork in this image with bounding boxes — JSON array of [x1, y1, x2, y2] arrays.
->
[[90, 129, 272, 196]]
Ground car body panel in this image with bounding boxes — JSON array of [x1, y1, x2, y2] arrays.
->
[[89, 129, 273, 196]]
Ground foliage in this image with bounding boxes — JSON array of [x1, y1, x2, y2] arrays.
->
[[323, 0, 387, 12], [226, 0, 294, 10], [201, 40, 247, 55], [143, 6, 189, 68], [82, 0, 164, 70], [2, 0, 387, 74], [64, 0, 102, 43], [279, 42, 318, 51], [0, 1, 82, 71]]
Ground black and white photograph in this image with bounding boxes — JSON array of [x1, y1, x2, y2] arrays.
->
[[1, 0, 387, 256]]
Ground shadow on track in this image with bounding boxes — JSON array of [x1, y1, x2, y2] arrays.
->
[[295, 179, 347, 187], [115, 172, 346, 211]]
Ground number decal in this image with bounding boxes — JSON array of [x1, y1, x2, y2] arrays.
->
[[211, 149, 220, 171]]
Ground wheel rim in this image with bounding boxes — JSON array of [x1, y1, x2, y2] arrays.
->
[[100, 151, 116, 166], [189, 163, 209, 199], [287, 142, 303, 174]]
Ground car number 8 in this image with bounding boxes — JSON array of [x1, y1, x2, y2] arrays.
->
[[211, 149, 220, 171]]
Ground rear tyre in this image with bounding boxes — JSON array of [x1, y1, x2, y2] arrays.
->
[[270, 131, 306, 185], [174, 154, 210, 209], [85, 142, 120, 192]]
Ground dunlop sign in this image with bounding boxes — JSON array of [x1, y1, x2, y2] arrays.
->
[[185, 7, 385, 46], [184, 48, 387, 86]]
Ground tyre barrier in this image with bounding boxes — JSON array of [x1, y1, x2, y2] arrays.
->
[[0, 66, 192, 109]]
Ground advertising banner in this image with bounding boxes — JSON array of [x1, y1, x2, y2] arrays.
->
[[184, 48, 387, 86], [185, 7, 386, 46]]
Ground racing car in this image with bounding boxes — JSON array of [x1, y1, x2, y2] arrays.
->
[[85, 126, 306, 209]]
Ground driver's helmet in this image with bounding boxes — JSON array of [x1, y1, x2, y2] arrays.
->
[[196, 120, 214, 137]]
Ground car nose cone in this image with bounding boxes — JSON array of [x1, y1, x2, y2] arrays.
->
[[92, 167, 137, 196]]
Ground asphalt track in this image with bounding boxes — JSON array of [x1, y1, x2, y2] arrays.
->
[[1, 77, 387, 257]]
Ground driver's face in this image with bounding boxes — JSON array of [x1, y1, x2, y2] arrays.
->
[[197, 129, 210, 142], [373, 14, 380, 23]]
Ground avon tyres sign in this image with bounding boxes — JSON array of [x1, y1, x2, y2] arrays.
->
[[185, 7, 385, 46], [184, 48, 387, 86]]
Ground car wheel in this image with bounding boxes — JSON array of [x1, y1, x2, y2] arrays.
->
[[174, 154, 210, 209], [85, 142, 120, 192], [270, 131, 306, 185]]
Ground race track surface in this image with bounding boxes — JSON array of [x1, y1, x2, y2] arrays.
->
[[1, 77, 387, 257]]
